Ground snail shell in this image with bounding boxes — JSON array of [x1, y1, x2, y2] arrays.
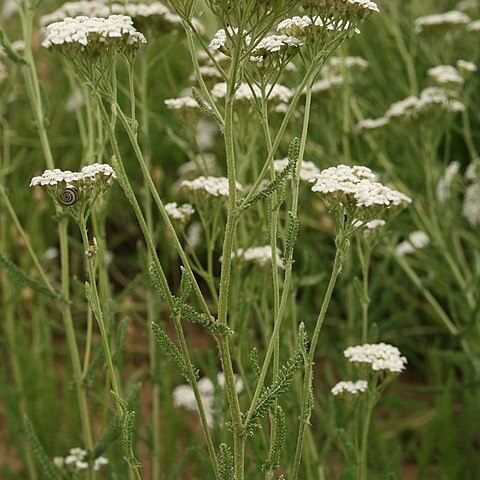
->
[[59, 185, 78, 206]]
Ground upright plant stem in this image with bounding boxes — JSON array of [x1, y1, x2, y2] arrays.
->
[[291, 238, 348, 480], [19, 5, 94, 466]]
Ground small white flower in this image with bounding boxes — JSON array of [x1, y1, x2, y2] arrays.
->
[[331, 380, 368, 396], [344, 343, 408, 373], [209, 27, 251, 52], [53, 457, 64, 468], [395, 230, 429, 256]]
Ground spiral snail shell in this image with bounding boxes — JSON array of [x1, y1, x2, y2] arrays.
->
[[59, 185, 78, 206]]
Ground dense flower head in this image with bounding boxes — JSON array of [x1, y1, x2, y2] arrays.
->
[[41, 15, 146, 52], [344, 343, 407, 373], [331, 379, 368, 396], [456, 59, 477, 74], [40, 1, 189, 33], [30, 164, 116, 210], [356, 117, 389, 133], [302, 0, 379, 21], [164, 96, 199, 111], [309, 164, 411, 213], [311, 74, 344, 94], [211, 82, 294, 104], [385, 87, 465, 122], [164, 202, 195, 222], [415, 10, 471, 34], [427, 65, 464, 87], [180, 176, 243, 198], [230, 246, 285, 269], [277, 15, 360, 38], [250, 34, 304, 66], [209, 27, 251, 53], [274, 157, 320, 182], [469, 20, 480, 33]]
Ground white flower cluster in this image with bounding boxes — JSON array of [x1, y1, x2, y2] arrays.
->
[[301, 0, 379, 20], [180, 176, 243, 198], [353, 218, 386, 237], [53, 448, 108, 472], [0, 61, 6, 82], [30, 163, 116, 187], [250, 34, 304, 66], [344, 343, 408, 373], [311, 74, 344, 94], [456, 59, 477, 74], [231, 246, 285, 269], [164, 96, 199, 111], [211, 82, 294, 104], [41, 15, 146, 50], [309, 164, 412, 210], [436, 161, 460, 203], [209, 27, 251, 52], [427, 65, 464, 86], [395, 230, 430, 257], [415, 10, 471, 34], [356, 117, 389, 133], [172, 373, 243, 427], [463, 160, 480, 227], [164, 202, 195, 222], [331, 379, 368, 396], [327, 55, 369, 71], [385, 87, 465, 121], [40, 1, 184, 30], [277, 15, 360, 38], [469, 20, 480, 33], [273, 157, 320, 182]]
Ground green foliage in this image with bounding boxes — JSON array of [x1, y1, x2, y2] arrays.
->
[[218, 443, 234, 480], [0, 253, 62, 302], [23, 417, 65, 480]]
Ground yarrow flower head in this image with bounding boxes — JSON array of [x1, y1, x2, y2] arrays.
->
[[309, 164, 411, 227], [302, 0, 379, 21], [180, 176, 243, 199], [30, 163, 116, 218], [209, 27, 251, 55], [211, 82, 294, 105], [427, 65, 464, 88], [164, 202, 195, 223], [414, 10, 471, 35], [344, 343, 407, 373], [277, 15, 360, 39], [331, 379, 368, 396], [41, 15, 146, 57], [230, 246, 285, 269], [436, 161, 460, 203], [250, 34, 304, 68], [40, 1, 188, 34], [164, 96, 199, 111]]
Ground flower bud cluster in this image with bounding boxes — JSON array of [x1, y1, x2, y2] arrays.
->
[[165, 202, 195, 222]]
